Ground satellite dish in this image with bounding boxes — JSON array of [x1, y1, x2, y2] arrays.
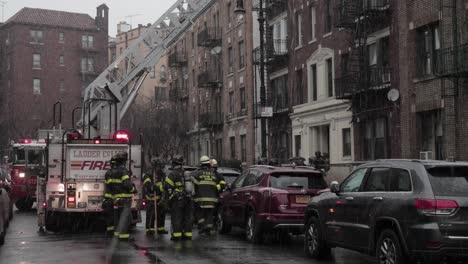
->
[[387, 88, 400, 102], [183, 74, 189, 80], [210, 46, 222, 55]]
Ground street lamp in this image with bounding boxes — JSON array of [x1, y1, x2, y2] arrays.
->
[[236, 0, 268, 160]]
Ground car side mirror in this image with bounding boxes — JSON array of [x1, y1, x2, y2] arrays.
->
[[330, 181, 340, 194], [225, 183, 232, 191]]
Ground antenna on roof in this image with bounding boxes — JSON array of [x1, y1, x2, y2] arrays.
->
[[0, 1, 6, 22]]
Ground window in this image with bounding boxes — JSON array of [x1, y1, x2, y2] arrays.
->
[[233, 172, 248, 189], [33, 78, 41, 95], [230, 136, 236, 159], [59, 55, 64, 66], [59, 80, 65, 92], [310, 125, 330, 156], [341, 53, 349, 74], [191, 31, 195, 50], [239, 41, 245, 68], [30, 30, 43, 43], [229, 92, 234, 114], [325, 0, 333, 33], [59, 32, 64, 43], [81, 57, 95, 73], [241, 135, 247, 162], [311, 64, 317, 101], [310, 6, 316, 41], [363, 168, 390, 192], [227, 2, 232, 27], [369, 43, 378, 66], [343, 128, 351, 157], [341, 168, 367, 192], [426, 166, 468, 197], [364, 118, 387, 160], [240, 87, 246, 110], [228, 47, 233, 72], [295, 135, 301, 157], [215, 138, 223, 158], [326, 58, 333, 97], [296, 12, 303, 47], [390, 169, 412, 192], [81, 35, 94, 48], [269, 173, 327, 190], [33, 54, 41, 69], [418, 110, 443, 160], [295, 70, 304, 105], [417, 24, 440, 76]]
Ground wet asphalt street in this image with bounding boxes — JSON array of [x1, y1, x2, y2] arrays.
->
[[0, 207, 376, 264]]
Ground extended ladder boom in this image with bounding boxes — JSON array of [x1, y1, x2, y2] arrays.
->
[[80, 0, 214, 137]]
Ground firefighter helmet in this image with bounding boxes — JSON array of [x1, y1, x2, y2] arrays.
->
[[210, 159, 218, 168], [111, 152, 128, 164], [172, 155, 184, 166], [200, 155, 210, 165]]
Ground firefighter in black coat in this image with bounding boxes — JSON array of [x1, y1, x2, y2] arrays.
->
[[193, 156, 223, 235], [107, 152, 135, 241], [143, 157, 168, 235], [164, 155, 193, 241]]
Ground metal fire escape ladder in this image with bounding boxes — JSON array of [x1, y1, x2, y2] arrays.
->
[[79, 0, 214, 137]]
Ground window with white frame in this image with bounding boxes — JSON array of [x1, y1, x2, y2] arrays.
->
[[59, 55, 64, 66], [296, 12, 303, 47], [33, 78, 41, 95], [59, 79, 65, 92], [310, 6, 316, 41], [81, 35, 94, 48], [33, 54, 41, 69], [81, 57, 95, 73], [30, 30, 43, 43], [59, 32, 64, 43], [343, 128, 351, 157]]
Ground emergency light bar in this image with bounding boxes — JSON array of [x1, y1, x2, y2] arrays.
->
[[113, 130, 130, 142], [18, 139, 32, 144]]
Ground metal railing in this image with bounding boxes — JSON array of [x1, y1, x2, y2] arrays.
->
[[169, 86, 189, 101], [334, 0, 391, 29], [335, 66, 392, 99], [197, 27, 222, 47], [435, 43, 468, 77], [253, 39, 288, 65], [199, 112, 224, 127]]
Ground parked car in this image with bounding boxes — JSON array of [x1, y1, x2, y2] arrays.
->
[[0, 168, 13, 245], [218, 165, 327, 243], [304, 159, 468, 264], [216, 167, 241, 187]]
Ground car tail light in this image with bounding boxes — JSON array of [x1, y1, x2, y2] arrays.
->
[[19, 172, 25, 178], [67, 191, 76, 208], [415, 199, 459, 216], [425, 241, 443, 249], [42, 202, 47, 208], [141, 200, 147, 207]]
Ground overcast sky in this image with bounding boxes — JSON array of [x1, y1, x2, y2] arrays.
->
[[2, 0, 176, 36]]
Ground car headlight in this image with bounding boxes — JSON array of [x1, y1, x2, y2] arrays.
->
[[19, 172, 25, 178]]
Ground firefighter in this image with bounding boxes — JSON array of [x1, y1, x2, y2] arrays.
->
[[109, 152, 135, 241], [210, 159, 226, 191], [143, 157, 168, 235], [103, 164, 116, 237], [164, 155, 193, 241], [193, 155, 222, 235]]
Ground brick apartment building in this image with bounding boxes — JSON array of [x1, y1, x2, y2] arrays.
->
[[166, 0, 256, 166], [0, 5, 109, 148], [399, 0, 468, 160]]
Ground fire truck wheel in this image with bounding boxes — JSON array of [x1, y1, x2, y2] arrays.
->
[[15, 198, 34, 211]]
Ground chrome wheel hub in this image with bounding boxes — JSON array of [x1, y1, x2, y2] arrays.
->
[[306, 223, 318, 253], [379, 238, 397, 264]]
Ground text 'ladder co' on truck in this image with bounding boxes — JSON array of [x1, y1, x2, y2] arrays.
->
[[36, 0, 215, 232]]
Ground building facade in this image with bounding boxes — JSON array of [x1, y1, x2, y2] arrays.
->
[[167, 0, 256, 166], [288, 0, 354, 180], [0, 5, 109, 147], [399, 0, 468, 160]]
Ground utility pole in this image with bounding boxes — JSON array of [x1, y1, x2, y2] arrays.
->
[[0, 1, 7, 23]]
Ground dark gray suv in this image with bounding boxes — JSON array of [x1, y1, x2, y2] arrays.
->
[[304, 160, 468, 264]]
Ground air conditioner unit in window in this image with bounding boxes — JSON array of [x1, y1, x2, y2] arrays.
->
[[420, 151, 433, 160]]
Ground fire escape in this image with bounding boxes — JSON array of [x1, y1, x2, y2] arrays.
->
[[197, 26, 223, 129], [168, 47, 189, 102], [253, 0, 289, 162], [334, 0, 392, 118]]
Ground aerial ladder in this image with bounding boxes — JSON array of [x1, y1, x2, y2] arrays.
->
[[79, 0, 215, 139]]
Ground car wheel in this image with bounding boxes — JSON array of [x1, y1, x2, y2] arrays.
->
[[15, 198, 33, 211], [376, 229, 407, 264], [45, 211, 59, 232], [245, 211, 262, 243], [217, 208, 231, 234], [304, 216, 331, 259]]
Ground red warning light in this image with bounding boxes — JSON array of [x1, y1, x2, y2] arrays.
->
[[114, 130, 130, 142]]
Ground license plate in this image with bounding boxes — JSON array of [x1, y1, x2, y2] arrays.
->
[[295, 195, 310, 204]]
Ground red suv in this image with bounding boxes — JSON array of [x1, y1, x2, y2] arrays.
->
[[218, 165, 327, 243]]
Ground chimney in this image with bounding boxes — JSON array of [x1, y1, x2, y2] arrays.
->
[[95, 4, 109, 33]]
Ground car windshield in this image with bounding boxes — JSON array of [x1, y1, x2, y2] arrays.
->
[[220, 173, 239, 184], [269, 173, 327, 190], [426, 166, 468, 197]]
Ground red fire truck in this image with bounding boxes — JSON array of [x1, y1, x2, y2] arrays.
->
[[8, 139, 46, 211]]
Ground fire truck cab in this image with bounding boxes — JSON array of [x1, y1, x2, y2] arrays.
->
[[8, 139, 46, 211]]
